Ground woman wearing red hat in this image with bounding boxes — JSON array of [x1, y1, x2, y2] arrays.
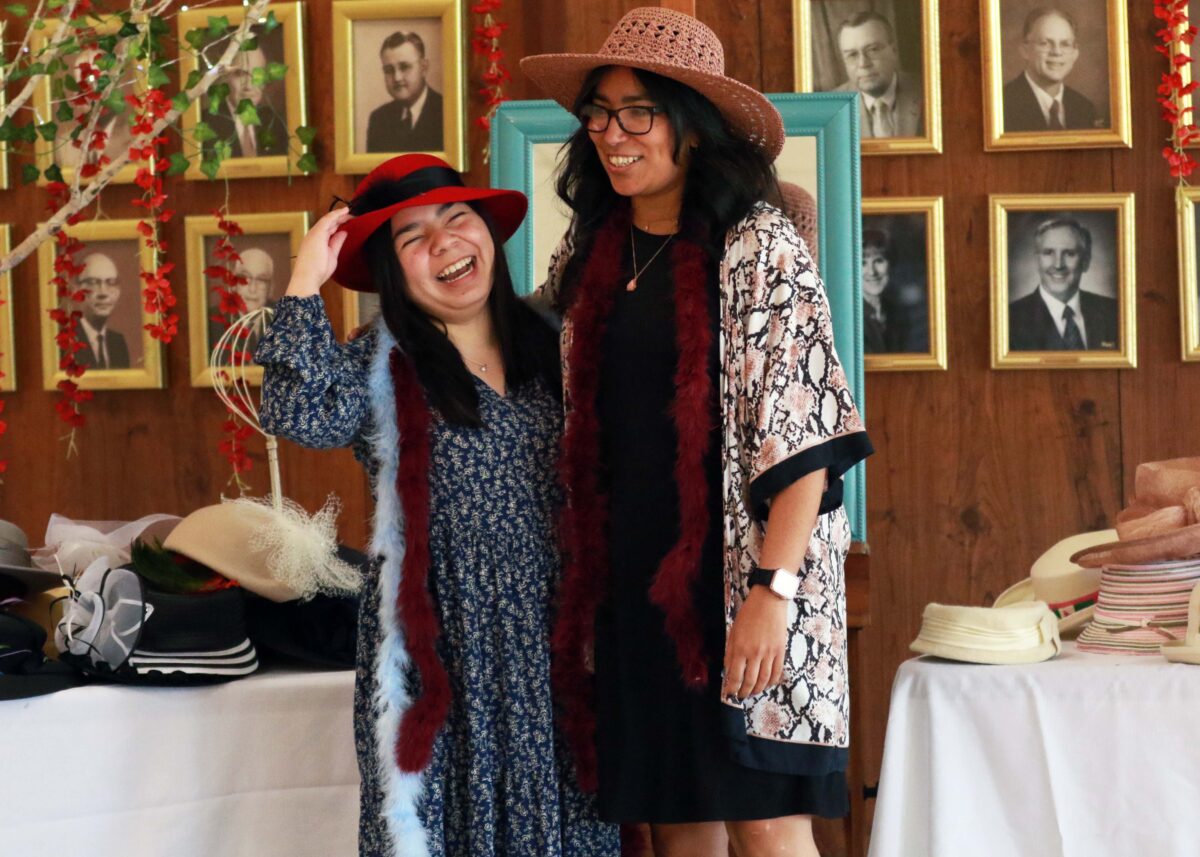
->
[[522, 8, 873, 857], [255, 154, 618, 857]]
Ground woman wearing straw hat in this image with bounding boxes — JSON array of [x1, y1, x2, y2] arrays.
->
[[255, 154, 618, 857], [522, 9, 873, 856]]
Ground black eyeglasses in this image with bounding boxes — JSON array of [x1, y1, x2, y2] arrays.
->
[[578, 104, 665, 135], [328, 194, 350, 213]]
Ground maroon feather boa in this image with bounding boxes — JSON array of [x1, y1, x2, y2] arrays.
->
[[554, 206, 716, 790], [390, 350, 452, 773]]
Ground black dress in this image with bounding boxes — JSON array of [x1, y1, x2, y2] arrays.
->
[[592, 228, 849, 824]]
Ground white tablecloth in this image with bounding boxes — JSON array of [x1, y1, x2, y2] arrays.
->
[[0, 667, 359, 857], [868, 642, 1200, 857]]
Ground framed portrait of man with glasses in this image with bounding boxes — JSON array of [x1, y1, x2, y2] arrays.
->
[[982, 0, 1131, 149], [331, 0, 465, 173], [178, 2, 309, 180], [185, 211, 308, 387], [793, 0, 943, 155], [37, 220, 165, 391]]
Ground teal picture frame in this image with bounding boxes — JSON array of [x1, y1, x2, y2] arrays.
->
[[490, 93, 866, 543]]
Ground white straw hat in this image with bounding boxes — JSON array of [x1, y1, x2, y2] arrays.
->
[[911, 602, 1062, 665], [993, 530, 1115, 635]]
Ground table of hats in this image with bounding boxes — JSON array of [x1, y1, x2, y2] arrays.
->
[[867, 641, 1200, 857], [0, 666, 358, 857]]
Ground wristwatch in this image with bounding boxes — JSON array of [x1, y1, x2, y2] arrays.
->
[[748, 565, 800, 601]]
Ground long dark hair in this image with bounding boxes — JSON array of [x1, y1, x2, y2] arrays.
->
[[553, 65, 780, 308], [353, 181, 561, 426]]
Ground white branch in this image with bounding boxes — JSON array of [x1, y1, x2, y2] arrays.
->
[[1, 0, 84, 123], [0, 0, 274, 274]]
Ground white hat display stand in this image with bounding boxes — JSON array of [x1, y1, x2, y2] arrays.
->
[[208, 308, 359, 597]]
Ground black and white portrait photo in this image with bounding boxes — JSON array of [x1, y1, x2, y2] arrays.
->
[[39, 220, 166, 389], [801, 0, 928, 140], [334, 0, 463, 172], [862, 213, 930, 355], [1177, 189, 1200, 361], [203, 233, 289, 355], [353, 19, 445, 154], [178, 4, 309, 178], [186, 211, 307, 386], [203, 23, 290, 160], [1005, 210, 1119, 352], [983, 0, 1131, 148], [51, 48, 137, 175], [999, 2, 1108, 132], [60, 240, 144, 371]]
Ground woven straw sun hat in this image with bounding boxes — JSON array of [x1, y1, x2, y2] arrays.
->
[[993, 530, 1116, 636], [520, 6, 785, 161]]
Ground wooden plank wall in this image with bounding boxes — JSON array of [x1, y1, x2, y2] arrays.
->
[[0, 1, 1193, 855]]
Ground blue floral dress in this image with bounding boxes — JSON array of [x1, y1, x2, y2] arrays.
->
[[256, 296, 617, 857]]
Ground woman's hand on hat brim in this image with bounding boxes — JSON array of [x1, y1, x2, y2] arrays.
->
[[286, 208, 354, 298]]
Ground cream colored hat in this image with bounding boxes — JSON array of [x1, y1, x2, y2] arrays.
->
[[993, 530, 1116, 635], [1162, 580, 1200, 664], [165, 502, 299, 602], [910, 602, 1062, 665]]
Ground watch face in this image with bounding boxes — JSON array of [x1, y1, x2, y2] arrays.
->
[[771, 571, 800, 600]]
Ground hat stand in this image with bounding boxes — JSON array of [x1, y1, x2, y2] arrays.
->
[[210, 308, 282, 511], [207, 309, 360, 598]]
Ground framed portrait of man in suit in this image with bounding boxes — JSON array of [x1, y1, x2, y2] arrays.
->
[[0, 226, 14, 392], [1174, 187, 1200, 362], [982, 0, 1131, 150], [37, 220, 164, 391], [178, 3, 309, 180], [862, 197, 947, 372], [342, 290, 382, 342], [33, 18, 145, 186], [185, 211, 308, 387], [990, 194, 1135, 369], [793, 0, 942, 155], [332, 0, 465, 174]]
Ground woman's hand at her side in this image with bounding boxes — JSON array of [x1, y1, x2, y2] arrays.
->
[[722, 587, 788, 700], [285, 208, 354, 298]]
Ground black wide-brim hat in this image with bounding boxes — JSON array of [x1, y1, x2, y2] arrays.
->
[[332, 154, 528, 293]]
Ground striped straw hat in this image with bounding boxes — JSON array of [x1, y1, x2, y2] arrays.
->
[[1075, 557, 1200, 655]]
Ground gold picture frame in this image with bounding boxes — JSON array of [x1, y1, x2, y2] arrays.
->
[[990, 193, 1136, 370], [863, 196, 947, 371], [177, 3, 309, 180], [981, 0, 1131, 151], [332, 0, 465, 174], [792, 0, 942, 155], [1176, 0, 1200, 152], [341, 289, 381, 341], [1175, 186, 1200, 362], [37, 219, 165, 390], [0, 225, 15, 392], [185, 210, 308, 387], [33, 20, 147, 186]]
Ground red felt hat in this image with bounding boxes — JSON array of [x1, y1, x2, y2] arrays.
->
[[332, 154, 528, 293]]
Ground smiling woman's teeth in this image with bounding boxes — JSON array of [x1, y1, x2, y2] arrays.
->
[[438, 257, 475, 282], [609, 155, 641, 167]]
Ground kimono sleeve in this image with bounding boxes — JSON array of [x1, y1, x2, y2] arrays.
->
[[254, 294, 374, 450], [739, 212, 873, 521], [531, 233, 575, 310]]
